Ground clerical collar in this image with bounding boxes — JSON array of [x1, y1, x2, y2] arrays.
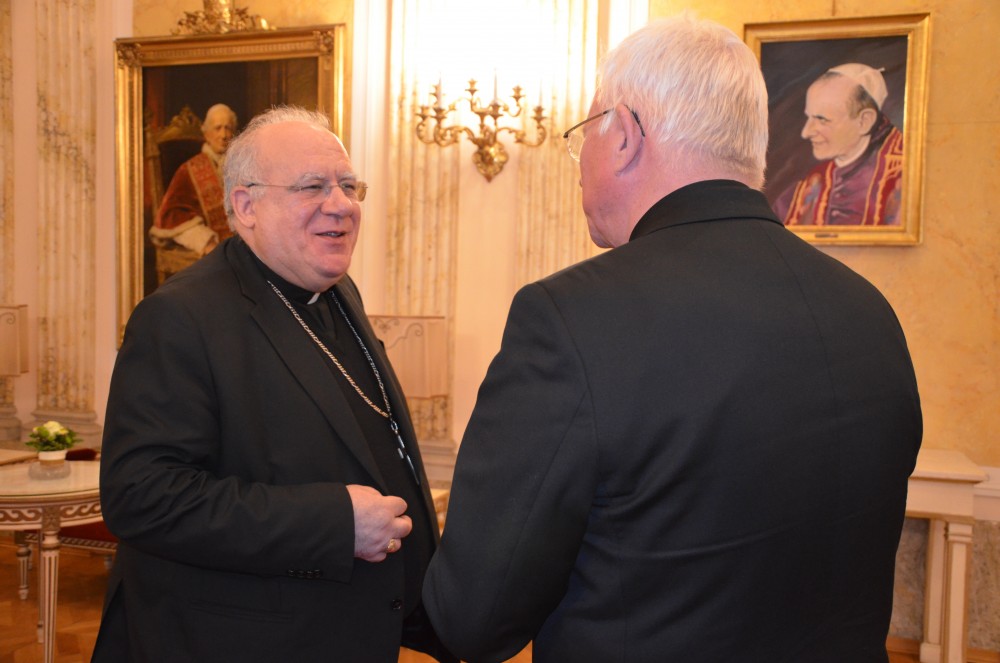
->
[[238, 238, 328, 306]]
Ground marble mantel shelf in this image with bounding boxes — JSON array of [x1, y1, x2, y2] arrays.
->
[[906, 447, 987, 663]]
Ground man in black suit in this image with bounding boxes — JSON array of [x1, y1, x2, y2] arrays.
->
[[423, 15, 921, 663], [95, 107, 454, 662]]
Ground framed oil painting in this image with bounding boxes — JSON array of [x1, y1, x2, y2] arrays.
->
[[745, 15, 929, 246], [114, 26, 345, 340]]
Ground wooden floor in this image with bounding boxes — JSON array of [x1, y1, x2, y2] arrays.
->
[[0, 532, 926, 663], [0, 535, 530, 663]]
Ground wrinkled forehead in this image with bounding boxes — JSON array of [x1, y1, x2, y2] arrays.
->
[[256, 121, 354, 180]]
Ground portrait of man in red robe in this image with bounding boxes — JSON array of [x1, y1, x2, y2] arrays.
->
[[148, 103, 237, 257], [772, 64, 903, 227]]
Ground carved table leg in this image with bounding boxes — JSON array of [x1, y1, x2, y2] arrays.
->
[[14, 530, 30, 600], [38, 506, 61, 663]]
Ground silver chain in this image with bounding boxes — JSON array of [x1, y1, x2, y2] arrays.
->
[[267, 280, 420, 485], [267, 281, 391, 419]]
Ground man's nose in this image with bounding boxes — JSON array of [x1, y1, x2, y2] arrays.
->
[[321, 185, 355, 214], [801, 118, 816, 139]]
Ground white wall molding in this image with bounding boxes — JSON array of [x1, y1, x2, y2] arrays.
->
[[973, 465, 1000, 523]]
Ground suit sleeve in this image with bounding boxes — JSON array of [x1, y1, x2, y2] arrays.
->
[[99, 289, 357, 582], [423, 282, 599, 662]]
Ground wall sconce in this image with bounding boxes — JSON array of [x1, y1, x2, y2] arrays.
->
[[416, 77, 547, 182], [0, 305, 29, 377]]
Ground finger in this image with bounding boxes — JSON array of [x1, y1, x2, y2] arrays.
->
[[387, 496, 408, 517], [395, 514, 413, 539]]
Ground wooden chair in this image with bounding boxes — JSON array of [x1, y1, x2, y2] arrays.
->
[[145, 106, 205, 284]]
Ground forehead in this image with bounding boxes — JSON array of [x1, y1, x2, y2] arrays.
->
[[255, 121, 352, 178], [205, 108, 235, 126], [805, 77, 855, 112]]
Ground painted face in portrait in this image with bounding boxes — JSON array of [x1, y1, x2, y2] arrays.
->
[[801, 75, 876, 167], [203, 108, 237, 156], [234, 121, 362, 292]]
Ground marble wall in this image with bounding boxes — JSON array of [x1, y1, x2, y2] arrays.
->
[[893, 518, 1000, 651], [0, 0, 15, 439]]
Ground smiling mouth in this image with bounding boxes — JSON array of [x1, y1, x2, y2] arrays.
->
[[319, 230, 347, 238]]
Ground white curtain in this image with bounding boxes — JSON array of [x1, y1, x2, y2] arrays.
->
[[516, 0, 604, 286]]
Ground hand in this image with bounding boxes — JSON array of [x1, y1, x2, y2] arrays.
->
[[346, 484, 412, 562]]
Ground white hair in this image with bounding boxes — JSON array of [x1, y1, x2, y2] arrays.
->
[[202, 103, 237, 132], [595, 14, 768, 188], [222, 106, 332, 225]]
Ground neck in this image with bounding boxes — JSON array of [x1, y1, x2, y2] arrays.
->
[[624, 151, 756, 244], [833, 135, 871, 168]]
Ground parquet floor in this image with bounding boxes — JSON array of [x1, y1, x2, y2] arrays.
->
[[0, 536, 105, 662], [0, 534, 530, 663]]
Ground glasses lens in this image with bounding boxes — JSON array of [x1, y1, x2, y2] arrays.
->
[[355, 183, 368, 202], [566, 132, 584, 162]]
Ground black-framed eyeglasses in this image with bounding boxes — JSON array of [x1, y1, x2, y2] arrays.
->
[[562, 107, 645, 162], [245, 180, 368, 202]]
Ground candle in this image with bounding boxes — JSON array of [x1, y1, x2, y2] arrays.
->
[[434, 76, 443, 105]]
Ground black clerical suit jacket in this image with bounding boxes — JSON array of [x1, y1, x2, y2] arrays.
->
[[423, 180, 922, 663], [95, 238, 452, 662]]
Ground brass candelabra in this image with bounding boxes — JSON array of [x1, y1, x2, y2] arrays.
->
[[416, 79, 548, 182]]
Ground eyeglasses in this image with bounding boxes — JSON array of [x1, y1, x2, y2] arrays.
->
[[562, 107, 645, 162], [245, 180, 368, 202]]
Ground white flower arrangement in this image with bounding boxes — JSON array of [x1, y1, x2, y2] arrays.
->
[[25, 420, 79, 452]]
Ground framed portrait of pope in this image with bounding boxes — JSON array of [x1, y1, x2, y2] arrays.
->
[[745, 14, 930, 246], [113, 25, 346, 342]]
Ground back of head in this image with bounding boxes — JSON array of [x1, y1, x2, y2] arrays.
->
[[223, 106, 331, 222], [597, 14, 768, 188]]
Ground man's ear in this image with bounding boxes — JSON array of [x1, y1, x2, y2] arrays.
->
[[858, 108, 878, 135], [230, 188, 256, 231], [612, 103, 644, 175]]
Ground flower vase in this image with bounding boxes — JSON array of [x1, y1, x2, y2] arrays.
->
[[28, 449, 72, 480]]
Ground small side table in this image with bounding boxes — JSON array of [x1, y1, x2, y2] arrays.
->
[[906, 448, 987, 663], [0, 460, 102, 663]]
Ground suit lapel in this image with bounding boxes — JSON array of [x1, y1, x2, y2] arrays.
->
[[334, 282, 440, 515], [227, 243, 387, 491], [332, 282, 428, 480]]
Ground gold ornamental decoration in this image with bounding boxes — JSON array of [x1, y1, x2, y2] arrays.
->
[[173, 0, 272, 35]]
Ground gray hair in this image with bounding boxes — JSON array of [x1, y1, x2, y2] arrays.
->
[[202, 103, 237, 132], [222, 106, 332, 226], [595, 14, 768, 188]]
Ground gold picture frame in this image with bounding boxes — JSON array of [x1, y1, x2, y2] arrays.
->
[[114, 26, 346, 341], [745, 14, 930, 245]]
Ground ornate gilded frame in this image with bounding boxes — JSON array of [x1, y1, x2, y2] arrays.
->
[[114, 26, 346, 340], [745, 14, 930, 245]]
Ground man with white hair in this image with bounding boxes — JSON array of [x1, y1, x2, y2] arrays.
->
[[423, 16, 921, 663], [96, 106, 455, 662], [149, 103, 238, 259], [775, 63, 904, 226]]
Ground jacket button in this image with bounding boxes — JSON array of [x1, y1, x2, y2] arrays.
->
[[286, 570, 296, 577], [390, 599, 403, 611]]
